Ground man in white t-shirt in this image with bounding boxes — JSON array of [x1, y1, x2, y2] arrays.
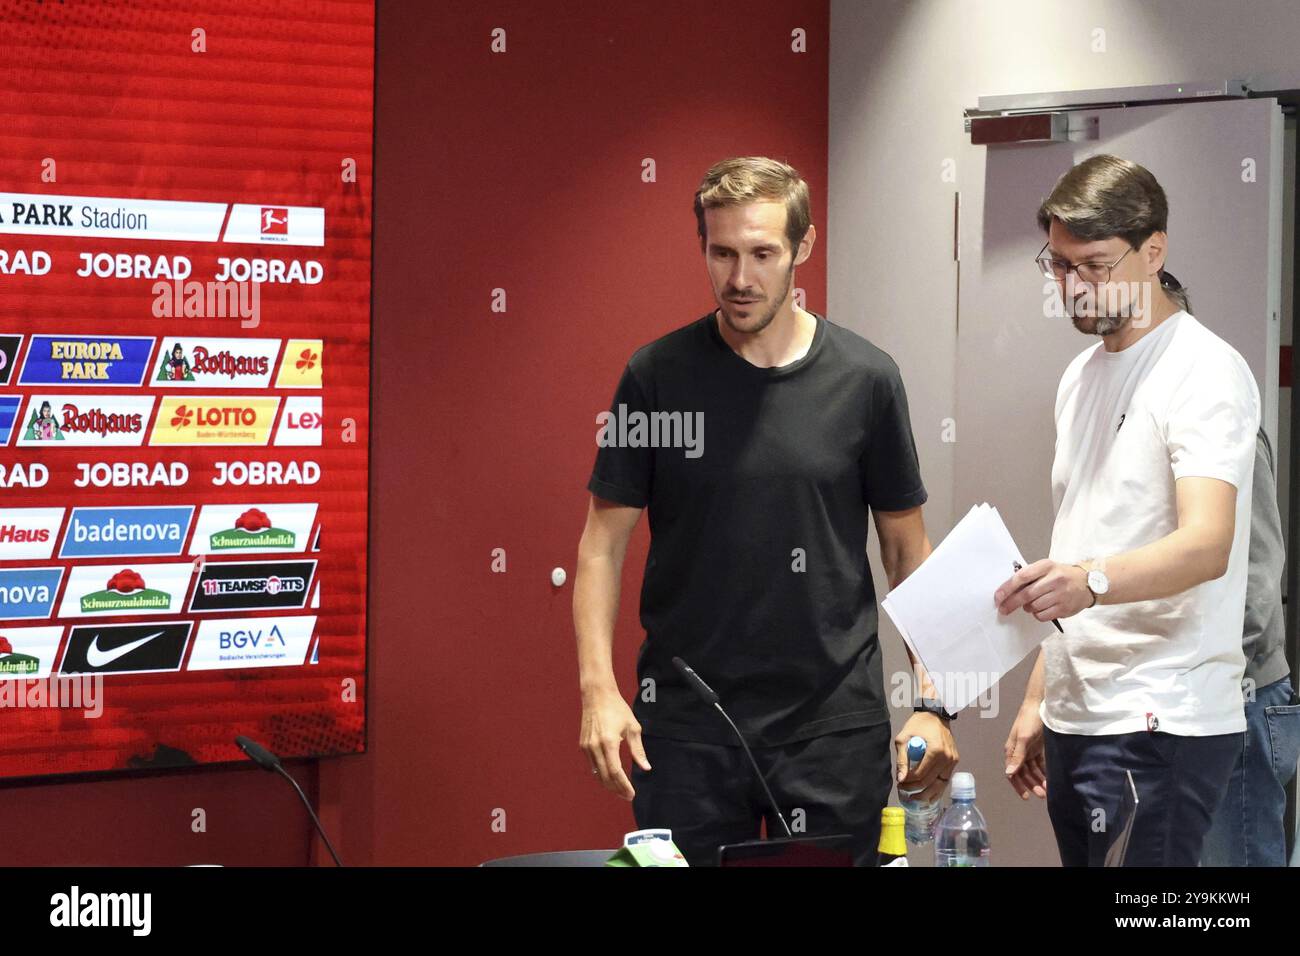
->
[[994, 155, 1258, 866]]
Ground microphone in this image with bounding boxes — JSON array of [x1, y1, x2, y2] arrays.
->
[[235, 735, 280, 772], [235, 736, 343, 866], [671, 657, 792, 838]]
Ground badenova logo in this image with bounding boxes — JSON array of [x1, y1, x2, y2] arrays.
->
[[153, 337, 278, 388], [273, 339, 323, 388], [191, 503, 317, 555], [0, 507, 65, 560], [16, 394, 154, 446], [150, 396, 279, 445], [58, 562, 193, 618], [18, 335, 155, 386], [189, 559, 316, 612], [60, 506, 195, 559], [188, 615, 316, 670], [0, 567, 64, 619]]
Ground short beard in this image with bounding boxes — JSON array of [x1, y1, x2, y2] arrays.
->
[[720, 261, 795, 336], [1071, 311, 1128, 337]]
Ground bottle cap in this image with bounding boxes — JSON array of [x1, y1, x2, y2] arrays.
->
[[951, 771, 976, 800]]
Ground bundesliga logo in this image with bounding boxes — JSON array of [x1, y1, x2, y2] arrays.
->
[[260, 207, 288, 235]]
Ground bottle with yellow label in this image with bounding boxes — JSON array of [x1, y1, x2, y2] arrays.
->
[[877, 806, 909, 867]]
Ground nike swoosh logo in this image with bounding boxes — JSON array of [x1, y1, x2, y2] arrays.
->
[[84, 630, 165, 669]]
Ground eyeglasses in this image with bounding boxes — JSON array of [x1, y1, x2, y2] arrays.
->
[[1035, 241, 1132, 284]]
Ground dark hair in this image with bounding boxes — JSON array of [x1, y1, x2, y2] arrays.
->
[[1037, 154, 1189, 312]]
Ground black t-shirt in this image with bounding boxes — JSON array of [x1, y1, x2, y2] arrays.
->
[[587, 310, 927, 746]]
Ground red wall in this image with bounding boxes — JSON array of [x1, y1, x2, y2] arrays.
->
[[0, 0, 828, 866]]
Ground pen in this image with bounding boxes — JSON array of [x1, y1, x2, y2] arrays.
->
[[1013, 561, 1064, 633]]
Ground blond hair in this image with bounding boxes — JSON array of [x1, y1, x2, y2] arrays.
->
[[693, 156, 811, 255]]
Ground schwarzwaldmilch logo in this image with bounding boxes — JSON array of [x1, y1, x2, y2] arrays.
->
[[210, 508, 296, 551], [0, 634, 38, 676], [79, 569, 171, 613]]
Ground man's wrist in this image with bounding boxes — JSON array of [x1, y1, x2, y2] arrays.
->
[[1072, 560, 1101, 607], [913, 697, 955, 722]]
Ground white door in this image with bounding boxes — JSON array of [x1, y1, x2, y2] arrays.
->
[[955, 97, 1285, 563]]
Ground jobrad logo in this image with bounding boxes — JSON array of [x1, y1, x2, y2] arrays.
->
[[60, 506, 195, 559], [18, 335, 154, 386], [189, 559, 316, 612]]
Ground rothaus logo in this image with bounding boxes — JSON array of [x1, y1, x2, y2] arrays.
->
[[595, 403, 704, 459], [157, 342, 270, 382], [18, 395, 155, 446], [49, 886, 151, 936]]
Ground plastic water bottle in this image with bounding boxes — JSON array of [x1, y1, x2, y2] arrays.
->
[[898, 736, 942, 844], [934, 771, 990, 867]]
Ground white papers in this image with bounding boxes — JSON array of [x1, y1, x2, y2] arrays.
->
[[880, 503, 1055, 714]]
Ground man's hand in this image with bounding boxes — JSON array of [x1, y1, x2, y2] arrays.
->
[[894, 712, 958, 803], [994, 558, 1092, 622], [1004, 698, 1047, 800], [579, 684, 651, 801]]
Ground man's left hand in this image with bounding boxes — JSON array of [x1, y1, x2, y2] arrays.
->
[[894, 712, 958, 804]]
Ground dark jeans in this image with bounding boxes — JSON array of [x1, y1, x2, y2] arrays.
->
[[631, 722, 895, 866], [1044, 725, 1244, 866]]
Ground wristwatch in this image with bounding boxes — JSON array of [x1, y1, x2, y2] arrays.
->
[[1074, 562, 1110, 607], [913, 697, 956, 722]]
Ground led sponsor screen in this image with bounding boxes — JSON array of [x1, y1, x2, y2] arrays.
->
[[0, 2, 372, 778]]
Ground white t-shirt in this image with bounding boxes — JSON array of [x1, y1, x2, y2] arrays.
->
[[1039, 311, 1259, 736]]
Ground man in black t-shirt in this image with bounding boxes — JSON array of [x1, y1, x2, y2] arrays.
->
[[574, 156, 957, 866]]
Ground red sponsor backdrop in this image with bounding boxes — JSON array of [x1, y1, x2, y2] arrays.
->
[[0, 0, 371, 786], [0, 0, 825, 865]]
